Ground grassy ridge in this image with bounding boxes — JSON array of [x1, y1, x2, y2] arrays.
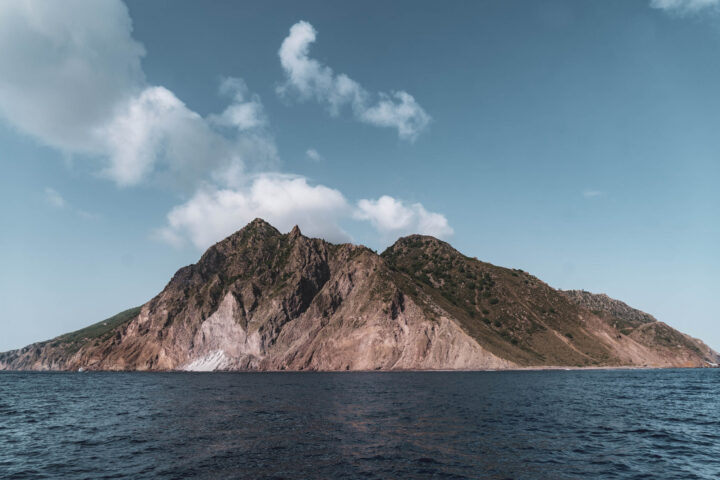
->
[[51, 306, 142, 347]]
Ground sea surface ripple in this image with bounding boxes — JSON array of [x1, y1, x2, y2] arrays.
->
[[1, 369, 718, 479]]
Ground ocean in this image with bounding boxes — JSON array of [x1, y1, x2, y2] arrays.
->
[[1, 369, 718, 479]]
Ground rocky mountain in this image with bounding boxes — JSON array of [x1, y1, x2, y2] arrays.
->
[[1, 219, 716, 371], [561, 290, 657, 334], [561, 289, 718, 367]]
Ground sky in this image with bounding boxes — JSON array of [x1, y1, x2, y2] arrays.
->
[[0, 0, 718, 352]]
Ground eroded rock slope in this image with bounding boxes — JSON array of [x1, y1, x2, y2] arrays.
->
[[1, 219, 716, 370]]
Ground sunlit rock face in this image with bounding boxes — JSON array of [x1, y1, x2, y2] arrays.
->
[[1, 219, 717, 371]]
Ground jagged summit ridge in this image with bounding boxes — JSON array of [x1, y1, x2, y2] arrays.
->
[[0, 219, 716, 371]]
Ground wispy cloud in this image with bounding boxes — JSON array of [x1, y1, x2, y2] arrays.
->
[[305, 148, 323, 162], [278, 21, 431, 141], [44, 188, 66, 209], [582, 189, 604, 199], [43, 187, 99, 219], [650, 0, 720, 13], [76, 209, 101, 221]]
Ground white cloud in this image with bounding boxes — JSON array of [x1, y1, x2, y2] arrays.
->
[[44, 188, 66, 208], [98, 84, 271, 188], [157, 179, 454, 250], [100, 86, 203, 186], [0, 1, 275, 188], [278, 21, 430, 141], [209, 77, 267, 132], [305, 148, 323, 162], [650, 0, 720, 13], [359, 92, 430, 141], [0, 0, 144, 154], [2, 3, 450, 250], [155, 174, 352, 250], [355, 195, 454, 239]]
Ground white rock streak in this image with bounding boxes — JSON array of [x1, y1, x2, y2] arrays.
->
[[180, 350, 230, 372]]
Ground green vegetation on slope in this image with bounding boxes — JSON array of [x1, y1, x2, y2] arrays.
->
[[381, 235, 618, 367], [0, 306, 142, 366], [49, 306, 142, 350]]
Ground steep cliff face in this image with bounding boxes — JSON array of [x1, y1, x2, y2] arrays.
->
[[0, 219, 716, 371]]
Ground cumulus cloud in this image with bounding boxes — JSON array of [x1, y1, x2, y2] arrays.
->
[[97, 83, 276, 187], [209, 77, 267, 132], [2, 3, 450, 249], [0, 0, 144, 154], [155, 174, 352, 250], [278, 21, 430, 141], [355, 195, 454, 239], [0, 1, 275, 188], [650, 0, 720, 13], [100, 86, 222, 186], [305, 148, 323, 162], [156, 178, 453, 250], [359, 92, 431, 141]]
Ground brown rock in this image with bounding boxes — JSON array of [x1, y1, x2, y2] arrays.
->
[[1, 219, 716, 371]]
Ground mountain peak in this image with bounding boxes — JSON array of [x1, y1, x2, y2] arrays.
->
[[198, 218, 281, 262], [234, 217, 281, 238], [382, 234, 458, 259], [288, 225, 302, 239], [246, 217, 275, 230]]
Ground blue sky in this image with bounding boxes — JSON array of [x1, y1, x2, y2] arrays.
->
[[1, 0, 718, 351]]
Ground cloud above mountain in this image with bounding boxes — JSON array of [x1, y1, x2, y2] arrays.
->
[[155, 175, 452, 250], [155, 175, 351, 249], [278, 21, 431, 141], [0, 1, 450, 248], [355, 195, 454, 240]]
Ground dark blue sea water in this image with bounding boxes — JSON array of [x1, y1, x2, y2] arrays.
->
[[1, 370, 718, 479]]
